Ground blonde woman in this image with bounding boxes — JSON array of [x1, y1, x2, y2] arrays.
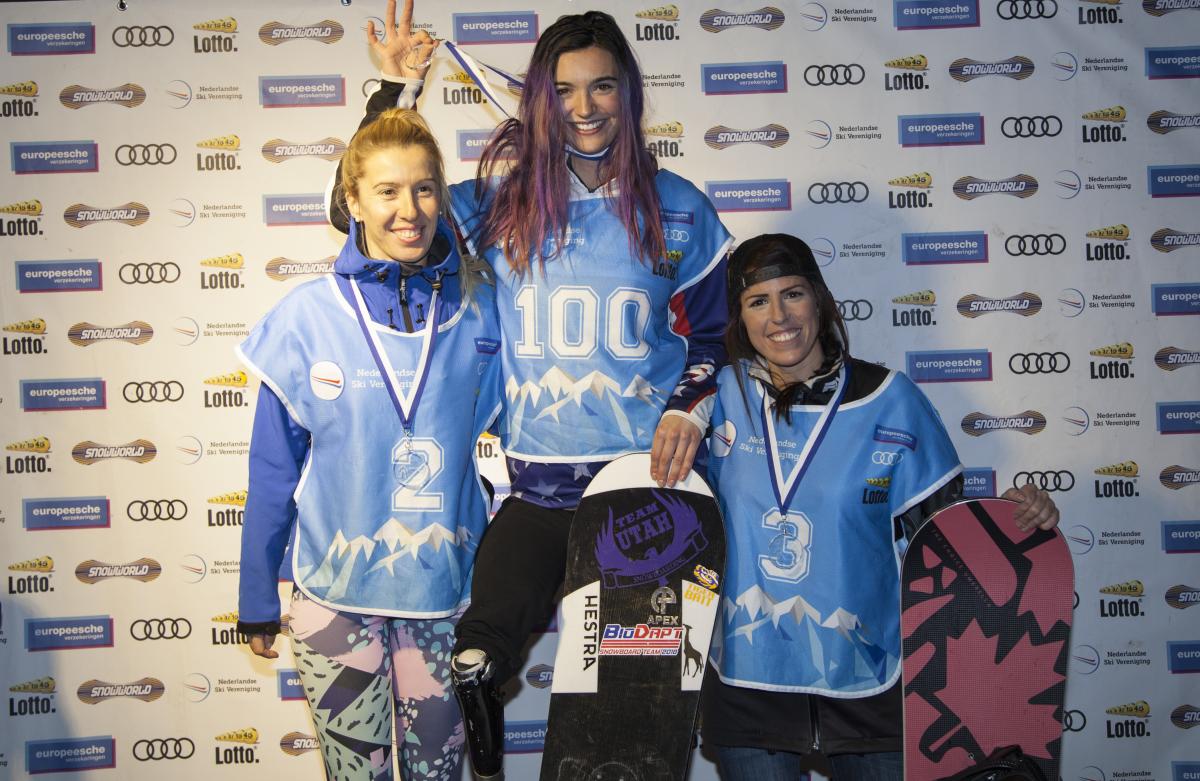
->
[[237, 109, 501, 781]]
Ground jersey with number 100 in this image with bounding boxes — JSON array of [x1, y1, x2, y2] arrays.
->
[[450, 170, 731, 463]]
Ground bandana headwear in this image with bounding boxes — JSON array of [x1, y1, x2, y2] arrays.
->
[[727, 233, 826, 313]]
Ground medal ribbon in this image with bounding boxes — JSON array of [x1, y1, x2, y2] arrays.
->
[[345, 275, 442, 435], [443, 41, 522, 119], [760, 362, 850, 511]]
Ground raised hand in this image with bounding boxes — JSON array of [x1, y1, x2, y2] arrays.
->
[[366, 0, 439, 80]]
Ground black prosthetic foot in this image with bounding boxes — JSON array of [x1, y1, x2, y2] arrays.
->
[[451, 650, 505, 779]]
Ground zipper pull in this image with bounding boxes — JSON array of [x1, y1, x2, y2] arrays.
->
[[399, 276, 408, 306]]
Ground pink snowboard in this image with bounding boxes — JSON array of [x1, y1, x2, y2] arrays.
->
[[901, 499, 1072, 781]]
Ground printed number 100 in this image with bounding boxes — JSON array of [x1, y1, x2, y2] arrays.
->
[[513, 285, 653, 361]]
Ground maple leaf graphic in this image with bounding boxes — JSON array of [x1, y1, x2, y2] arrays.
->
[[939, 619, 1064, 760]]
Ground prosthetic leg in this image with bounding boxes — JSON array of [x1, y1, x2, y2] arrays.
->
[[451, 650, 505, 780]]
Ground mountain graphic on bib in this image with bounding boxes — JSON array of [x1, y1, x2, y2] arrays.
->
[[505, 367, 666, 446]]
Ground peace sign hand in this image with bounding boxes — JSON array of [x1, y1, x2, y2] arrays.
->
[[366, 0, 440, 80]]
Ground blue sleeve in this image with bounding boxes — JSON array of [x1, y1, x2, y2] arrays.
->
[[238, 385, 310, 625], [667, 254, 728, 422]]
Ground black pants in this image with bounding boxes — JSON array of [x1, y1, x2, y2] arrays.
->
[[453, 497, 573, 681]]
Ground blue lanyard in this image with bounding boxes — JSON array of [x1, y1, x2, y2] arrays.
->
[[344, 274, 442, 442], [759, 362, 850, 511]]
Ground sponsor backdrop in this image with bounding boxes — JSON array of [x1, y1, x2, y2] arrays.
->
[[0, 0, 1197, 779]]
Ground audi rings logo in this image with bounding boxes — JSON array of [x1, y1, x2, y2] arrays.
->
[[1014, 470, 1075, 491], [113, 26, 175, 47], [836, 299, 873, 321], [1006, 234, 1066, 256], [808, 182, 868, 204], [120, 262, 181, 284], [804, 64, 865, 86], [872, 451, 903, 465], [133, 738, 195, 761], [115, 144, 178, 166], [128, 499, 188, 521], [1002, 116, 1062, 138], [124, 381, 184, 403], [131, 618, 192, 640], [664, 228, 690, 243], [1062, 709, 1087, 732], [1009, 352, 1071, 374], [997, 0, 1058, 18]]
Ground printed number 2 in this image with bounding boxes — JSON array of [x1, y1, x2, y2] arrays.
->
[[759, 509, 813, 583], [513, 285, 652, 360], [391, 438, 444, 512]]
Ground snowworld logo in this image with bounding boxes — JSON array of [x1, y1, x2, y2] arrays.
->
[[75, 558, 160, 583], [1159, 468, 1200, 492], [261, 137, 346, 162], [59, 83, 145, 109], [63, 202, 149, 227], [956, 292, 1042, 317], [67, 321, 153, 346], [949, 56, 1034, 81], [960, 410, 1047, 436], [704, 124, 790, 149], [953, 174, 1038, 199], [76, 677, 164, 704], [257, 20, 344, 45], [1151, 228, 1200, 252], [1147, 110, 1200, 134], [265, 256, 335, 280], [71, 439, 156, 465], [1155, 346, 1200, 370], [699, 7, 787, 32]]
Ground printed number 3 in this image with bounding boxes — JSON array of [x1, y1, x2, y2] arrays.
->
[[513, 284, 652, 360], [392, 438, 445, 512], [759, 509, 812, 583]]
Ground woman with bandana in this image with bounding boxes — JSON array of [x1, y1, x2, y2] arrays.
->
[[701, 234, 1059, 781]]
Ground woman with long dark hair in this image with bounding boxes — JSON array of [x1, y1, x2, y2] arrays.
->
[[346, 2, 733, 776], [701, 234, 1059, 780]]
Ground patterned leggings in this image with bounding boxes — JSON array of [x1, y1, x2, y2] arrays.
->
[[288, 588, 466, 780]]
